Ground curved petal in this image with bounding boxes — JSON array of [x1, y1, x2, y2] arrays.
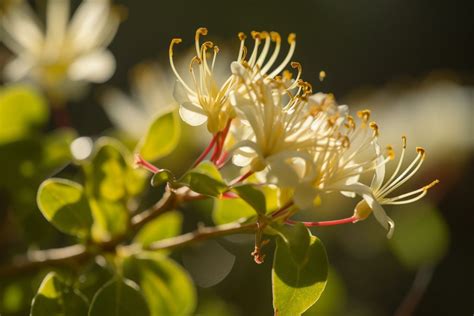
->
[[3, 57, 34, 81], [68, 50, 115, 83], [179, 103, 207, 126]]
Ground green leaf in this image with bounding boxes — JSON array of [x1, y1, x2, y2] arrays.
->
[[31, 272, 88, 316], [0, 85, 48, 144], [88, 278, 149, 316], [134, 210, 183, 247], [84, 138, 133, 242], [179, 161, 227, 197], [37, 178, 93, 238], [270, 222, 311, 265], [137, 110, 180, 162], [233, 184, 266, 215], [213, 197, 257, 225], [272, 235, 329, 316], [389, 203, 449, 268], [151, 169, 175, 187], [123, 253, 197, 316]]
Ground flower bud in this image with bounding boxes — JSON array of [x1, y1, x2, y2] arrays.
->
[[353, 200, 372, 221]]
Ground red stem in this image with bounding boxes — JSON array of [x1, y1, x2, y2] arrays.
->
[[286, 216, 357, 227], [134, 154, 160, 174], [193, 134, 218, 168], [230, 171, 254, 186]]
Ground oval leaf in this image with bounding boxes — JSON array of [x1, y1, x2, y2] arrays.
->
[[31, 272, 88, 316], [88, 278, 149, 316], [179, 162, 227, 197], [233, 184, 266, 215], [151, 169, 175, 187], [272, 235, 328, 316], [134, 210, 183, 247], [37, 178, 93, 238], [137, 110, 181, 162], [124, 253, 197, 316]]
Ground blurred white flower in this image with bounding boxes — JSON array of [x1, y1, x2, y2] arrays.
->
[[1, 0, 122, 101], [347, 79, 474, 166], [101, 62, 176, 139]]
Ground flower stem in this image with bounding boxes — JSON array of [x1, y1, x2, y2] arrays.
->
[[134, 154, 160, 173], [193, 133, 218, 167], [286, 216, 357, 227]]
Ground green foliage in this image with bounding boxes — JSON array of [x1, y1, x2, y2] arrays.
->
[[232, 184, 266, 215], [272, 232, 328, 316], [389, 203, 449, 268], [37, 178, 93, 238], [83, 138, 143, 242], [179, 161, 227, 197], [31, 272, 88, 316], [151, 169, 175, 187], [270, 222, 311, 265], [137, 110, 181, 162], [88, 278, 149, 316], [123, 252, 197, 316], [134, 210, 183, 247], [0, 85, 48, 144]]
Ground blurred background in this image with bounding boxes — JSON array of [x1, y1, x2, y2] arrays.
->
[[0, 0, 473, 315]]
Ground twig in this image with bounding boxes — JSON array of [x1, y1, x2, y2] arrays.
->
[[145, 221, 258, 252]]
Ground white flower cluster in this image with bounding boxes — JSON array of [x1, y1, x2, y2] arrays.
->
[[171, 28, 439, 237], [0, 0, 121, 100]]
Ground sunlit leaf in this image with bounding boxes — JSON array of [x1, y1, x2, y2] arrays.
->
[[151, 169, 175, 187], [269, 222, 311, 265], [31, 272, 88, 316], [213, 197, 256, 225], [233, 184, 266, 215], [272, 235, 328, 316], [88, 277, 149, 316], [0, 85, 48, 145], [134, 210, 183, 247], [123, 252, 197, 316], [37, 178, 93, 238], [137, 110, 180, 162], [179, 161, 227, 197]]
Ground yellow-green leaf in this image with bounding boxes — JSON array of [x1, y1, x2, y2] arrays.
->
[[37, 178, 93, 238], [134, 211, 183, 247], [0, 85, 48, 144], [88, 278, 149, 316], [272, 235, 328, 316], [137, 110, 180, 162], [31, 272, 88, 316]]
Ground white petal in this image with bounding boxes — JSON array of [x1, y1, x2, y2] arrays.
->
[[101, 89, 149, 138], [68, 50, 115, 83], [3, 57, 34, 81], [179, 103, 207, 126]]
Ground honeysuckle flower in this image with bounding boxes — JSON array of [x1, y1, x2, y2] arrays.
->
[[291, 108, 382, 208], [170, 28, 298, 134], [229, 65, 332, 183], [352, 137, 439, 238], [1, 0, 121, 101], [101, 62, 177, 139]]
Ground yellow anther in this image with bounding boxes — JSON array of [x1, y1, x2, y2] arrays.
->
[[270, 32, 281, 42], [196, 27, 208, 36], [416, 147, 426, 156], [238, 32, 247, 40], [402, 136, 407, 148], [319, 70, 326, 81], [357, 109, 371, 122], [369, 121, 379, 136], [169, 38, 182, 56], [282, 70, 292, 80], [288, 33, 296, 44], [386, 145, 395, 160], [251, 31, 262, 40]]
